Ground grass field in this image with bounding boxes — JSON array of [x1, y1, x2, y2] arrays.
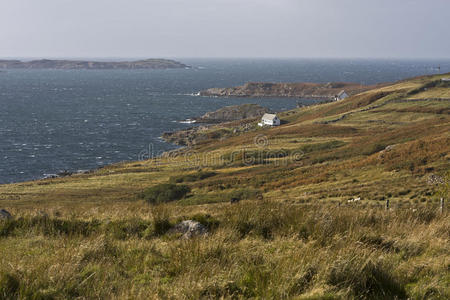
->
[[0, 74, 449, 299]]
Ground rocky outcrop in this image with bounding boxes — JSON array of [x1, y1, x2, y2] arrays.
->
[[200, 82, 377, 99], [162, 126, 210, 146], [196, 104, 269, 123], [0, 209, 12, 220], [0, 59, 189, 70], [170, 220, 208, 239], [163, 104, 265, 146]]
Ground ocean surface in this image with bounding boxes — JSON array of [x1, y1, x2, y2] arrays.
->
[[1, 58, 449, 184]]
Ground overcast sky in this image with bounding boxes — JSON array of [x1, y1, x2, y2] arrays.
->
[[0, 0, 449, 59]]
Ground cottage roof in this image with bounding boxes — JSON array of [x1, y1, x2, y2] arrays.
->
[[338, 90, 347, 97], [262, 113, 278, 121]]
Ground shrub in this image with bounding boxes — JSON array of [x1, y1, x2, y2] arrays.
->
[[169, 171, 216, 183], [190, 214, 220, 231], [140, 183, 190, 204]]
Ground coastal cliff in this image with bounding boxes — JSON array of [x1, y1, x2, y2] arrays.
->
[[200, 81, 379, 99], [0, 58, 189, 70]]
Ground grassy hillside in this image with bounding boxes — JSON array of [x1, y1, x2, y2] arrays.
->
[[0, 74, 449, 299]]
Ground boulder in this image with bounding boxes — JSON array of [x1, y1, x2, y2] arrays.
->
[[384, 145, 396, 151], [427, 174, 444, 185], [170, 220, 208, 239], [0, 209, 12, 220]]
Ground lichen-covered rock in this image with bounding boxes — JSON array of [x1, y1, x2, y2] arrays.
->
[[170, 220, 208, 239], [0, 209, 12, 220], [427, 174, 444, 185]]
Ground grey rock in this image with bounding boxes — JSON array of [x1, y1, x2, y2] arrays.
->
[[427, 174, 445, 185], [384, 145, 396, 151], [0, 209, 12, 220], [170, 220, 208, 239]]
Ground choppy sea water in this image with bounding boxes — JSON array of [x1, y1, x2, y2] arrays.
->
[[0, 58, 449, 184]]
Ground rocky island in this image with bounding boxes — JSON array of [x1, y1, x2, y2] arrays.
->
[[0, 58, 189, 70], [200, 81, 380, 100]]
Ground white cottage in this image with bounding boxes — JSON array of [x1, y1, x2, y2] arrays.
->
[[258, 113, 280, 127], [334, 90, 349, 101]]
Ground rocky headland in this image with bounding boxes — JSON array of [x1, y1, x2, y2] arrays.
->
[[199, 81, 379, 99], [194, 103, 269, 123]]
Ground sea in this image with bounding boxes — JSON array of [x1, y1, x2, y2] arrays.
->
[[1, 58, 449, 184]]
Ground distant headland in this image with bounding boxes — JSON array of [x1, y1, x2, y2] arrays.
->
[[0, 58, 189, 70]]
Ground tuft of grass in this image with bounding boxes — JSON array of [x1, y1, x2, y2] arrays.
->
[[0, 273, 20, 300], [326, 253, 407, 299], [0, 216, 101, 238]]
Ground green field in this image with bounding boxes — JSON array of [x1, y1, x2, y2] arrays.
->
[[0, 74, 449, 299]]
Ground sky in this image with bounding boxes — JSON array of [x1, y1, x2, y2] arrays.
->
[[0, 0, 449, 59]]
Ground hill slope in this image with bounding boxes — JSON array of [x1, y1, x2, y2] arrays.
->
[[0, 74, 449, 299]]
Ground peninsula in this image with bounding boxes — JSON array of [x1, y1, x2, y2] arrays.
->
[[200, 81, 381, 100], [0, 58, 189, 70]]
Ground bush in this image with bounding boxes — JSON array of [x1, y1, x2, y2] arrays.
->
[[190, 214, 220, 231], [140, 183, 190, 204], [169, 171, 216, 183]]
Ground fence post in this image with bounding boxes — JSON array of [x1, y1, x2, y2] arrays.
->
[[385, 199, 390, 211], [440, 198, 444, 214]]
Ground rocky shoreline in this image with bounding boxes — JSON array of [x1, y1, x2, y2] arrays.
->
[[163, 104, 268, 146]]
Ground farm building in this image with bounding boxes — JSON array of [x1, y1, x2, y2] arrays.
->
[[258, 113, 280, 126], [334, 90, 349, 101]]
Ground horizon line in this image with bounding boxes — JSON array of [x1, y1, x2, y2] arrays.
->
[[1, 56, 450, 61]]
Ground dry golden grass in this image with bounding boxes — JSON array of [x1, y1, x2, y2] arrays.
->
[[0, 73, 449, 299]]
